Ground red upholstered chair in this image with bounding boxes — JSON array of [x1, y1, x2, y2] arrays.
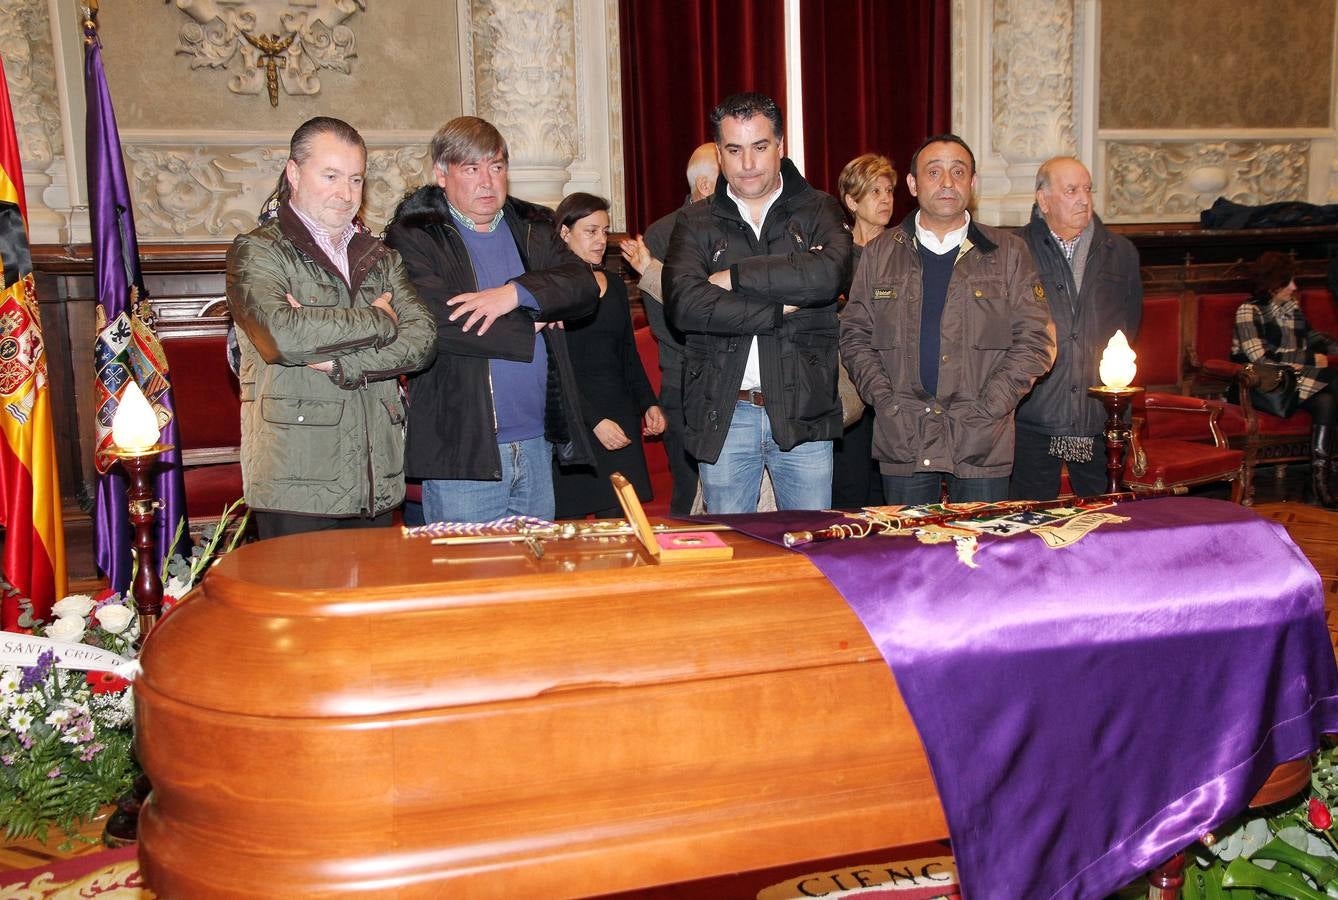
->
[[1184, 290, 1312, 503], [160, 329, 247, 533], [1301, 287, 1338, 336], [1124, 393, 1246, 502], [1133, 292, 1188, 393], [634, 324, 673, 517]]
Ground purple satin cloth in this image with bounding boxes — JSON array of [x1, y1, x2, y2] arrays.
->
[[708, 497, 1338, 899], [86, 22, 189, 591]]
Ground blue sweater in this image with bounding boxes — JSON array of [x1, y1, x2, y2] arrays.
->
[[457, 225, 547, 443], [918, 243, 956, 396]]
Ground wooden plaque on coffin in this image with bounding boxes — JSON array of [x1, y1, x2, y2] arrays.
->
[[135, 524, 944, 898]]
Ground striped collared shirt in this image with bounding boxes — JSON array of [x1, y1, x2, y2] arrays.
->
[[291, 205, 356, 283]]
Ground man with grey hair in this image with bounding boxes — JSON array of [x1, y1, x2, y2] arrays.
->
[[384, 116, 605, 522], [1011, 155, 1142, 499], [619, 142, 718, 515]]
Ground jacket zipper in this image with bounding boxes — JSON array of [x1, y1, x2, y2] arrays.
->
[[443, 221, 500, 437]]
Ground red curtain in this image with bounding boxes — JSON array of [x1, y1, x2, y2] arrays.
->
[[618, 0, 787, 234], [799, 0, 951, 219]]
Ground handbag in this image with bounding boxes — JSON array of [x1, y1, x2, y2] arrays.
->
[[837, 362, 866, 428], [1246, 363, 1301, 419]]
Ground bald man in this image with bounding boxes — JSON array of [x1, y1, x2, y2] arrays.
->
[[1011, 156, 1142, 499], [620, 142, 719, 515]]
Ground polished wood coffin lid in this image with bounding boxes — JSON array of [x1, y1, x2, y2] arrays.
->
[[136, 524, 944, 898]]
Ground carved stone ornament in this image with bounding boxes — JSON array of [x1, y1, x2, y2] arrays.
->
[[990, 0, 1076, 165], [469, 0, 578, 168], [0, 1, 62, 167], [122, 140, 429, 240], [1104, 141, 1310, 219], [170, 0, 366, 107]]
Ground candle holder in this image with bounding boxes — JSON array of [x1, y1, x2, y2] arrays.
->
[[1087, 386, 1143, 494], [102, 440, 171, 847], [108, 442, 173, 640]]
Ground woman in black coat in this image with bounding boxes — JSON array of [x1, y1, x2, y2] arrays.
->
[[553, 193, 666, 517]]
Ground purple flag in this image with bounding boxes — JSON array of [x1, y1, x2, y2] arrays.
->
[[85, 15, 188, 592]]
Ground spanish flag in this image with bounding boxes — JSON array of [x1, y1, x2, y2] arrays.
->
[[0, 57, 66, 627]]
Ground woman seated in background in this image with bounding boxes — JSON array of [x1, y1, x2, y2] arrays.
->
[[831, 153, 896, 509], [552, 192, 666, 518], [1231, 251, 1338, 508]]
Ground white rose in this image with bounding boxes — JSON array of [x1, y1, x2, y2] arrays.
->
[[51, 594, 95, 619], [46, 615, 86, 643], [95, 604, 135, 635]]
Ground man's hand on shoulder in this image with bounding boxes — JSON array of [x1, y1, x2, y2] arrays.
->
[[708, 269, 732, 291], [448, 283, 520, 335]]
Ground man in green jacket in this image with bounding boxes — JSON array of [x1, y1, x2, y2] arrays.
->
[[227, 116, 435, 540]]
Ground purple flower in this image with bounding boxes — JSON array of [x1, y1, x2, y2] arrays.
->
[[78, 743, 104, 762], [46, 767, 60, 778], [18, 650, 55, 692], [0, 753, 12, 766]]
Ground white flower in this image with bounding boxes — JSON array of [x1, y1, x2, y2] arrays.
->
[[8, 709, 32, 734], [45, 706, 70, 727], [95, 604, 135, 634], [0, 669, 19, 694], [51, 594, 95, 619], [46, 615, 86, 643], [164, 575, 193, 600]]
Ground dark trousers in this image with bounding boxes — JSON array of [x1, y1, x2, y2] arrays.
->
[[1300, 371, 1337, 426], [1009, 427, 1109, 500], [831, 408, 884, 509], [255, 510, 395, 541], [658, 374, 699, 516]]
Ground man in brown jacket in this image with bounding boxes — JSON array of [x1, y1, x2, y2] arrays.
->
[[840, 134, 1056, 504]]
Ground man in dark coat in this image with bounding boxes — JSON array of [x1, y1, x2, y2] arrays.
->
[[384, 116, 604, 523], [619, 142, 717, 515], [1012, 156, 1142, 499], [663, 93, 852, 513]]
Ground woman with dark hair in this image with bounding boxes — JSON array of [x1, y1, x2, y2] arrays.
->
[[552, 192, 666, 517], [1231, 251, 1338, 507], [830, 153, 895, 509]]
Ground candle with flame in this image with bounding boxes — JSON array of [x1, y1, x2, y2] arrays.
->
[[111, 381, 161, 452], [1098, 330, 1137, 389]]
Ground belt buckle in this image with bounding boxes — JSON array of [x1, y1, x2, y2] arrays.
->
[[741, 389, 764, 407]]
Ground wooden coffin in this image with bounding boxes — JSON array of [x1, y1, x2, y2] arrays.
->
[[135, 524, 945, 898]]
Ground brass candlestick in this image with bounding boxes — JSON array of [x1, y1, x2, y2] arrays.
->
[[1087, 386, 1143, 494]]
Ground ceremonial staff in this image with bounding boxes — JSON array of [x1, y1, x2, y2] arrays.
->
[[782, 486, 1187, 547]]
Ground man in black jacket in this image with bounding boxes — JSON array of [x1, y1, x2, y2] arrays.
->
[[663, 93, 851, 513], [1012, 156, 1142, 499], [384, 116, 604, 523]]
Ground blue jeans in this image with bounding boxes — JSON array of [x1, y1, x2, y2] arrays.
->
[[698, 401, 833, 513], [422, 436, 554, 523], [881, 472, 1010, 506]]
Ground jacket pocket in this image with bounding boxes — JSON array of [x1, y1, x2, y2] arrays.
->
[[295, 284, 344, 308], [967, 277, 1012, 349], [947, 403, 1012, 470], [380, 395, 407, 478], [783, 331, 838, 424], [869, 281, 905, 350], [258, 396, 344, 482], [870, 399, 915, 465]]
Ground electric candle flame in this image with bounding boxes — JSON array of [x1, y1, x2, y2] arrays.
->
[[1098, 330, 1137, 390], [111, 381, 161, 452]]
